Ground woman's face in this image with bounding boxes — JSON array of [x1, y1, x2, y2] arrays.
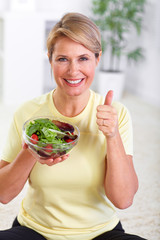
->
[[50, 37, 100, 97]]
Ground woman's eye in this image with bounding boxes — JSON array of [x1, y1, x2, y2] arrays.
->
[[58, 58, 68, 62], [80, 57, 88, 61]]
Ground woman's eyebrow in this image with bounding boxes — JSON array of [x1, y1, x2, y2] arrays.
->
[[56, 55, 68, 58], [79, 54, 91, 57]]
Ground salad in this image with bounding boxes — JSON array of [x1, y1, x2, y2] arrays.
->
[[23, 117, 79, 159]]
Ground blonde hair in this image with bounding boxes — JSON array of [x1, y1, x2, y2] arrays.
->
[[47, 12, 101, 62]]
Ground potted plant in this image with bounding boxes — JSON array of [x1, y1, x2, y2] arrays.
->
[[91, 0, 146, 99]]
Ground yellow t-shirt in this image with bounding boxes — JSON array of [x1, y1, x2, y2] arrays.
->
[[1, 90, 133, 240]]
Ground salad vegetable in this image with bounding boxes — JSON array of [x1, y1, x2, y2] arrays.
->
[[24, 118, 78, 159], [30, 134, 39, 144]]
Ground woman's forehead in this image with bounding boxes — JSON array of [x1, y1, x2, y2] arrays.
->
[[53, 37, 93, 56]]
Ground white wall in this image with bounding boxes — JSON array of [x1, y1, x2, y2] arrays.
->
[[0, 0, 92, 15], [36, 0, 92, 16], [125, 0, 160, 107]]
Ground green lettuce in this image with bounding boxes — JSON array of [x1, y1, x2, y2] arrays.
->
[[25, 118, 66, 145]]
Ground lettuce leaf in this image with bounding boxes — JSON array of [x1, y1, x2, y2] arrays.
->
[[25, 118, 65, 144]]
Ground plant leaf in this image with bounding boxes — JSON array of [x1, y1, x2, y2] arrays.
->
[[127, 47, 145, 63]]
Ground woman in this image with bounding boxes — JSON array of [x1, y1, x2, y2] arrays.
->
[[0, 12, 146, 240]]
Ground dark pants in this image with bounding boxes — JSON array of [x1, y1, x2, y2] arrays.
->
[[0, 217, 147, 240]]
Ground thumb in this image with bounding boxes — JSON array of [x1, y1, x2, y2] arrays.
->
[[104, 90, 114, 106]]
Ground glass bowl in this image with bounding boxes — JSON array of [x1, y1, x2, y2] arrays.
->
[[22, 116, 80, 160]]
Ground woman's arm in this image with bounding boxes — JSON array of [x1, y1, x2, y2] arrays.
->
[[0, 148, 37, 204], [96, 91, 138, 209], [0, 144, 70, 204], [104, 133, 138, 209]]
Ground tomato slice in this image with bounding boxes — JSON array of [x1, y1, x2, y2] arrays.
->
[[45, 144, 53, 153], [30, 134, 39, 144], [65, 139, 74, 143]]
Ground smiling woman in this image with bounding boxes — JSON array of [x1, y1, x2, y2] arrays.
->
[[46, 13, 102, 116], [47, 13, 101, 117], [50, 36, 101, 111], [0, 12, 146, 240]]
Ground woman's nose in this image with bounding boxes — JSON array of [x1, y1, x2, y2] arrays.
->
[[68, 60, 79, 75]]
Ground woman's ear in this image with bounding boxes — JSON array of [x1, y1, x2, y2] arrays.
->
[[47, 52, 52, 63], [96, 51, 102, 66]]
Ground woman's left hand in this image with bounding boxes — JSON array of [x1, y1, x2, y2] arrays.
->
[[96, 90, 118, 138]]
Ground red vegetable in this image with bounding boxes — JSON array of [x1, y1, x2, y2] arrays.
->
[[65, 138, 74, 143], [45, 144, 53, 153], [30, 134, 39, 144], [52, 120, 74, 133]]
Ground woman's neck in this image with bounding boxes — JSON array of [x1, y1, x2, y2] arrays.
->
[[52, 89, 90, 117]]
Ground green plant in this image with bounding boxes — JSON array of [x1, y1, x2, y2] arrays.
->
[[92, 0, 146, 72]]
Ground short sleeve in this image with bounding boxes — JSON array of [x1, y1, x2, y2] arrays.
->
[[1, 115, 22, 163]]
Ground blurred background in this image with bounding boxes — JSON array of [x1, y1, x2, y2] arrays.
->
[[0, 0, 160, 106], [0, 0, 160, 239]]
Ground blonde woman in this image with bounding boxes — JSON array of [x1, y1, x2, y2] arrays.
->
[[0, 13, 146, 240]]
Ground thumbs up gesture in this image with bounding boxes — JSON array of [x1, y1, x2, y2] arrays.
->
[[96, 90, 118, 138], [104, 90, 114, 106]]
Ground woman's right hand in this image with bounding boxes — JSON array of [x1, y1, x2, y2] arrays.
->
[[38, 154, 70, 166], [23, 142, 69, 166]]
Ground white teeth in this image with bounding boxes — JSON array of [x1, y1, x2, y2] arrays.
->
[[66, 79, 83, 84]]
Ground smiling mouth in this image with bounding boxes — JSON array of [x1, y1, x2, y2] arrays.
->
[[64, 78, 84, 84]]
